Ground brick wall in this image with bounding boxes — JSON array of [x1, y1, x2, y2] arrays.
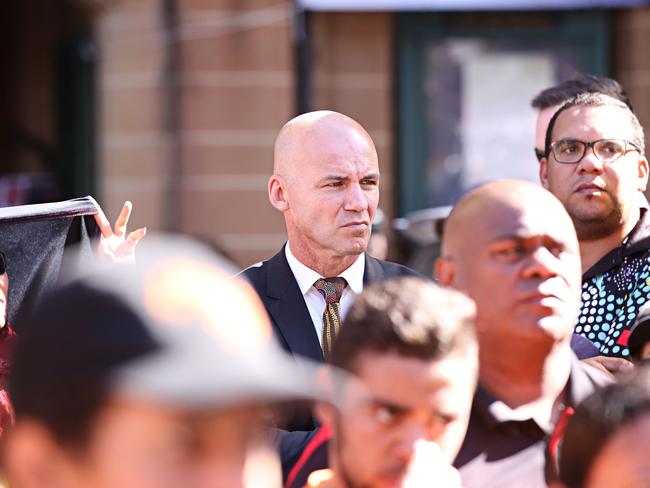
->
[[97, 0, 294, 267], [177, 0, 293, 266], [97, 0, 166, 232], [96, 4, 650, 268], [311, 12, 396, 220]]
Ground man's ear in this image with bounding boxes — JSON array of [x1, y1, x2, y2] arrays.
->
[[434, 256, 455, 286], [3, 420, 69, 488], [539, 157, 550, 190], [637, 155, 649, 192], [268, 175, 289, 212]]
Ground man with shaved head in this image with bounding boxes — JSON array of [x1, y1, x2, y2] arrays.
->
[[243, 111, 417, 472], [436, 180, 611, 488], [244, 111, 416, 364]]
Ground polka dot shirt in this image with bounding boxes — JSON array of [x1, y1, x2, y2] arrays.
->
[[576, 209, 650, 358]]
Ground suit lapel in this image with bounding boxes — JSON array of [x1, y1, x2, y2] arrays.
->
[[265, 248, 324, 362], [363, 253, 385, 285]]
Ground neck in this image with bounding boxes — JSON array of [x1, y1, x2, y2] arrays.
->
[[478, 338, 572, 409], [328, 437, 352, 488], [577, 208, 640, 273], [287, 240, 360, 277]]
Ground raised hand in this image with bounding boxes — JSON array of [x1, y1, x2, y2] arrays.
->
[[94, 201, 146, 264]]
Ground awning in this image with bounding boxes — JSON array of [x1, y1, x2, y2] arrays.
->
[[297, 0, 650, 11]]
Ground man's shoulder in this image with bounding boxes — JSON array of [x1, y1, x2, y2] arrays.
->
[[240, 259, 267, 280], [239, 249, 286, 282], [364, 255, 425, 282], [567, 354, 614, 406]]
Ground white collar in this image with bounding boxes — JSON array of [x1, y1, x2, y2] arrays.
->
[[285, 243, 365, 296]]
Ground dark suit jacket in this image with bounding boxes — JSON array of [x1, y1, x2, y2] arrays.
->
[[242, 245, 420, 362], [242, 246, 420, 476]]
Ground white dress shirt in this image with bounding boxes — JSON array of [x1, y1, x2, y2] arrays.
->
[[285, 243, 365, 346]]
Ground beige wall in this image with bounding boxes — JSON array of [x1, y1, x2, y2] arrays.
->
[[97, 2, 395, 268], [97, 0, 166, 233], [96, 4, 650, 267], [311, 12, 396, 220], [97, 0, 294, 267]]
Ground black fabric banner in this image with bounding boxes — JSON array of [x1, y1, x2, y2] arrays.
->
[[0, 197, 100, 330]]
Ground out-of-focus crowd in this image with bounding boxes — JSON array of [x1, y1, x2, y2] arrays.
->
[[0, 75, 648, 488]]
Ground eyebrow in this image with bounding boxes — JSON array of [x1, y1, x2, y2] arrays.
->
[[366, 395, 408, 412], [319, 172, 380, 183], [489, 233, 563, 246]]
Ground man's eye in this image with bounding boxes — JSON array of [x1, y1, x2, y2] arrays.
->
[[494, 246, 524, 260], [326, 181, 343, 188], [361, 179, 378, 187], [558, 143, 580, 155], [373, 405, 401, 426], [600, 142, 623, 155]]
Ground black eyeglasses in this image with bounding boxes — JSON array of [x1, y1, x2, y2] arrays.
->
[[549, 138, 641, 165]]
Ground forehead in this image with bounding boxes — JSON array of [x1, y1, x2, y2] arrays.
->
[[298, 125, 378, 175], [471, 200, 576, 247], [536, 105, 561, 142], [552, 104, 635, 141], [352, 351, 474, 403], [588, 414, 650, 486]]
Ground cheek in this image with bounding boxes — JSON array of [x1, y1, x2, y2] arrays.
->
[[338, 411, 387, 459]]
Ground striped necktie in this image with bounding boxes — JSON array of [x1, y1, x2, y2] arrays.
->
[[313, 277, 348, 361]]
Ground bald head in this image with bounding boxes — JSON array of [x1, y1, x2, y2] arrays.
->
[[436, 180, 582, 350], [443, 180, 576, 260], [268, 111, 380, 275], [273, 110, 377, 178]]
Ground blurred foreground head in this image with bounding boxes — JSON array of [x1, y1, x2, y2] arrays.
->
[[4, 236, 319, 488], [558, 365, 650, 488], [317, 277, 478, 487]]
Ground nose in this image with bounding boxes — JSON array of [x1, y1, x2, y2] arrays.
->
[[344, 182, 369, 213], [576, 145, 604, 175], [393, 423, 431, 464], [521, 246, 560, 280]]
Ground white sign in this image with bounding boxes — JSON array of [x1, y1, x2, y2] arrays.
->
[[298, 0, 648, 11]]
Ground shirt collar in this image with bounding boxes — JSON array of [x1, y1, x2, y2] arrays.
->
[[583, 206, 650, 279], [285, 243, 365, 296], [473, 354, 590, 435]]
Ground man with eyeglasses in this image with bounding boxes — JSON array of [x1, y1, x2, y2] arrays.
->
[[540, 92, 650, 359], [531, 75, 632, 164]]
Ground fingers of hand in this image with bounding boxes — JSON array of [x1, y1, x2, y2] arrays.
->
[[93, 209, 113, 238], [126, 227, 147, 245], [114, 201, 133, 238]]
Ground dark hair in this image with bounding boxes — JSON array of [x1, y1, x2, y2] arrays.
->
[[330, 277, 476, 373], [559, 366, 650, 488], [531, 75, 632, 111], [544, 92, 645, 158], [8, 285, 158, 449]]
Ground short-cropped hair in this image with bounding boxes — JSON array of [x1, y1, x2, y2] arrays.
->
[[559, 366, 650, 488], [545, 92, 645, 158], [531, 75, 632, 111], [331, 277, 476, 373]]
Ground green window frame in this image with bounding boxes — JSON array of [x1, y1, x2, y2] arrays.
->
[[396, 10, 609, 214]]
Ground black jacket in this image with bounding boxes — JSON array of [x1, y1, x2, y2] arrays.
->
[[242, 246, 420, 362]]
